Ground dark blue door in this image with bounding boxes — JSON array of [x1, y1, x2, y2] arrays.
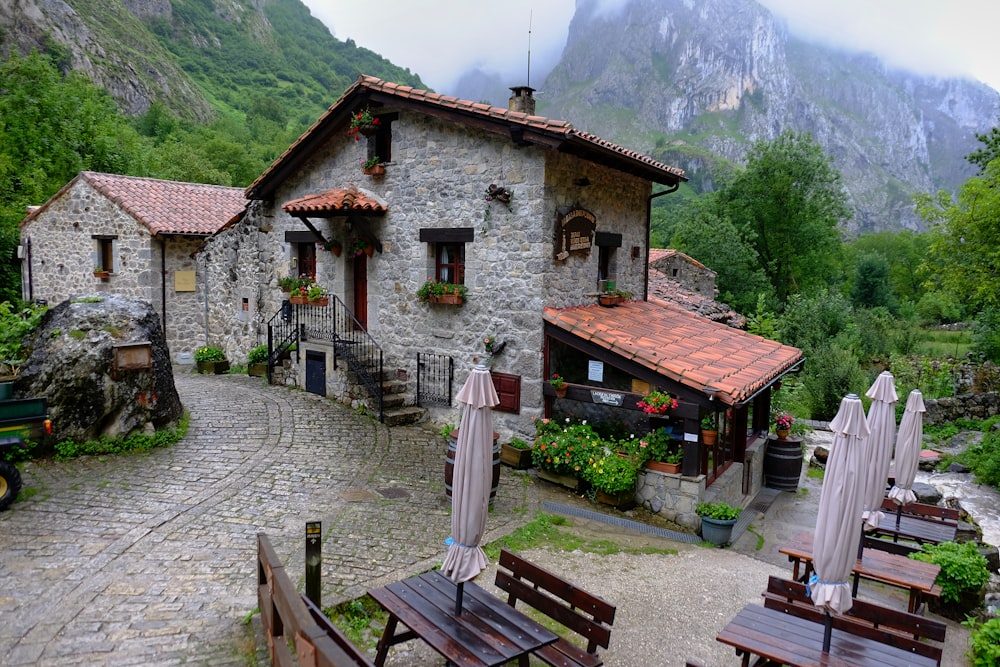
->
[[305, 350, 326, 396]]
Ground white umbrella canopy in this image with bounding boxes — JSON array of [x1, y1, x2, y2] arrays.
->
[[861, 371, 898, 530], [811, 394, 869, 618], [888, 390, 926, 507], [441, 364, 500, 594]]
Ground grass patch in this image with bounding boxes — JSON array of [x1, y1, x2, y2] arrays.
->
[[54, 411, 190, 459], [746, 524, 766, 550], [806, 466, 824, 480]]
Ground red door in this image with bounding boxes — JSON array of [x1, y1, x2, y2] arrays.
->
[[353, 255, 368, 329]]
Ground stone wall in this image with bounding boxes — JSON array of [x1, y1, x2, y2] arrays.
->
[[649, 251, 717, 298], [924, 392, 1000, 425], [213, 109, 653, 442]]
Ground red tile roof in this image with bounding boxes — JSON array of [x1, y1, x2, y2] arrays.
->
[[544, 300, 801, 405], [247, 75, 686, 199], [282, 185, 387, 216], [21, 172, 247, 236]]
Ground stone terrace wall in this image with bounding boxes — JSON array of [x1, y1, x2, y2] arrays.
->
[[924, 392, 1000, 425]]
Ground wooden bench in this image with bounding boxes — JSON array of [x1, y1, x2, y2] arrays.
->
[[870, 498, 959, 546], [302, 594, 376, 667], [762, 576, 945, 665], [494, 549, 616, 667], [257, 532, 374, 667]]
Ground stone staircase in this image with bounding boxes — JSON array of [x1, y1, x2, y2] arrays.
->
[[378, 368, 425, 426]]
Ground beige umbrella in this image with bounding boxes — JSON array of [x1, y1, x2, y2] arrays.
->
[[811, 393, 868, 651], [441, 363, 499, 614], [888, 390, 926, 520], [861, 371, 898, 530]]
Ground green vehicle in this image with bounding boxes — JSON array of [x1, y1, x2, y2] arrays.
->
[[0, 385, 51, 509]]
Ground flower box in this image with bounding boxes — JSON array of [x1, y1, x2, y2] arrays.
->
[[500, 442, 534, 469], [598, 295, 621, 307], [430, 293, 463, 305], [307, 297, 329, 307], [537, 468, 581, 490], [289, 295, 307, 305], [93, 270, 110, 279], [645, 460, 682, 475], [363, 164, 385, 176], [596, 489, 636, 510]]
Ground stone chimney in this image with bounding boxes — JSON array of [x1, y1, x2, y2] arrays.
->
[[508, 86, 536, 115]]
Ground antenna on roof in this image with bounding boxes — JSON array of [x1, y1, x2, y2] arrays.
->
[[527, 10, 532, 88]]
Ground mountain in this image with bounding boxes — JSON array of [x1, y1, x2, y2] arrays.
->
[[2, 0, 425, 125], [457, 0, 1000, 234]]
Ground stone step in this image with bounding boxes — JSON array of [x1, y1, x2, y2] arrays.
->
[[383, 405, 425, 427], [382, 392, 406, 410]]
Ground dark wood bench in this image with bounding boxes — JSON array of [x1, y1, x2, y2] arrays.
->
[[494, 549, 616, 667], [880, 497, 960, 524], [762, 576, 945, 665], [301, 594, 376, 667], [871, 498, 959, 546]]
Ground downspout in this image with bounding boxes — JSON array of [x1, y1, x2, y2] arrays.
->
[[644, 182, 680, 300], [25, 237, 33, 303]]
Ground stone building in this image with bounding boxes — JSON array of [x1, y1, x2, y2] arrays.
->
[[18, 172, 247, 356], [200, 75, 803, 507]]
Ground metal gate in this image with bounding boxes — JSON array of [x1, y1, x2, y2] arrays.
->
[[417, 353, 453, 406], [305, 350, 326, 396]]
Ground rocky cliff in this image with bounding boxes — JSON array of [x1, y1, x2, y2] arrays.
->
[[537, 0, 1000, 234]]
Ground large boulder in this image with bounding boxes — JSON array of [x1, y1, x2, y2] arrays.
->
[[15, 294, 183, 444]]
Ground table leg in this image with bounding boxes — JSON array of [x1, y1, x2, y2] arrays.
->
[[374, 614, 399, 667]]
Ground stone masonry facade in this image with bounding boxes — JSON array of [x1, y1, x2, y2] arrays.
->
[[19, 179, 207, 356], [202, 109, 652, 442]]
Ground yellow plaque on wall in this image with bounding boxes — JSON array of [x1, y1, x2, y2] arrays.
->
[[174, 270, 196, 292], [631, 379, 651, 395]]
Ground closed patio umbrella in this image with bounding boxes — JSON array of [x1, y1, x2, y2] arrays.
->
[[887, 390, 926, 522], [811, 393, 868, 651], [441, 363, 499, 614], [861, 371, 898, 530]]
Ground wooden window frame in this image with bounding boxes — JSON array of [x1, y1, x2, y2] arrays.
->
[[435, 243, 465, 285]]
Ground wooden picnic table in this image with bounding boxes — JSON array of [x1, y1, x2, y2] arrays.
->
[[779, 531, 941, 614], [870, 498, 959, 546], [717, 602, 940, 667], [368, 570, 559, 667]]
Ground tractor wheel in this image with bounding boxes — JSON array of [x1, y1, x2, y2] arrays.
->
[[0, 460, 22, 510]]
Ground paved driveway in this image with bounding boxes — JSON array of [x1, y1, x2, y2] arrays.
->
[[0, 373, 540, 666]]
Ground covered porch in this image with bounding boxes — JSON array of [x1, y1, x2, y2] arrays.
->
[[543, 298, 803, 525]]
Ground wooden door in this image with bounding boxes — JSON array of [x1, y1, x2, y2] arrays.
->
[[353, 255, 368, 329]]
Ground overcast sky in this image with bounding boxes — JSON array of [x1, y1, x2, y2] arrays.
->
[[301, 0, 1000, 95]]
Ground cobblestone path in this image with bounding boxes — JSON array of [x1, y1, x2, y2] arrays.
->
[[0, 373, 540, 666]]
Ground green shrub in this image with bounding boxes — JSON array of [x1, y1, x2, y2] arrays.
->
[[580, 452, 639, 494], [531, 418, 601, 476], [964, 617, 1000, 667], [695, 502, 741, 521], [247, 344, 268, 365], [956, 429, 1000, 487], [973, 307, 1000, 363], [54, 412, 190, 460], [800, 343, 867, 419], [910, 541, 990, 604], [194, 345, 226, 363]]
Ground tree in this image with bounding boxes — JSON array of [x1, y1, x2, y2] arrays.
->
[[850, 252, 896, 312], [966, 125, 1000, 175], [917, 159, 1000, 312], [721, 131, 850, 303]]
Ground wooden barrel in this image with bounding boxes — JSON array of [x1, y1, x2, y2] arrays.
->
[[764, 434, 803, 491], [445, 430, 500, 504]]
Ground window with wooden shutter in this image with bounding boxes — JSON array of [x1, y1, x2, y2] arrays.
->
[[490, 372, 521, 414]]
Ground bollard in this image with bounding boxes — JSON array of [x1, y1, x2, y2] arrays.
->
[[305, 521, 321, 607]]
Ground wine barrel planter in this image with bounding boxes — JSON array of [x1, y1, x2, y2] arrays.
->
[[764, 434, 804, 491], [445, 430, 500, 505]]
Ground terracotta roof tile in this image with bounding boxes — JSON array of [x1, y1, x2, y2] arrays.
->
[[544, 300, 802, 405], [282, 186, 387, 215], [22, 172, 248, 236], [247, 75, 685, 198]]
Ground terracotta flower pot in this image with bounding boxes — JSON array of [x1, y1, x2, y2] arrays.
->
[[553, 385, 567, 398]]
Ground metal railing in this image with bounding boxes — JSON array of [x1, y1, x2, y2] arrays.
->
[[266, 296, 385, 421], [417, 352, 453, 406]]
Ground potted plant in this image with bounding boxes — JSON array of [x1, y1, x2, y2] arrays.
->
[[696, 501, 741, 547], [774, 413, 794, 440], [701, 413, 719, 446], [531, 417, 599, 489], [347, 107, 380, 139], [361, 155, 384, 176], [581, 452, 638, 510], [500, 437, 533, 469], [417, 280, 467, 305], [322, 239, 342, 257], [305, 283, 328, 306], [194, 345, 229, 374], [93, 266, 110, 279], [642, 427, 682, 474], [636, 390, 677, 415], [598, 289, 632, 307], [549, 373, 567, 398], [247, 344, 268, 377]]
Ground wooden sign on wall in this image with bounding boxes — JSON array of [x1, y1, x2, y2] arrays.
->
[[554, 208, 596, 261], [174, 270, 196, 292]]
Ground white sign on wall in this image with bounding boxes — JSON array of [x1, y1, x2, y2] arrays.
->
[[588, 360, 604, 382]]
